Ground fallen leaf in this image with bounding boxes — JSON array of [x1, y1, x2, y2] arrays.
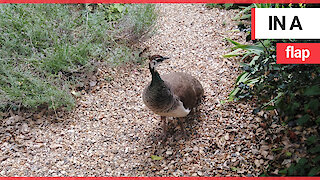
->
[[288, 130, 297, 140], [71, 91, 81, 97], [151, 155, 163, 160]]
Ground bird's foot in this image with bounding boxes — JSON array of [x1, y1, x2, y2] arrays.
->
[[160, 132, 168, 143]]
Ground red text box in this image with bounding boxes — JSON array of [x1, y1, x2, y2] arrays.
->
[[277, 43, 320, 64]]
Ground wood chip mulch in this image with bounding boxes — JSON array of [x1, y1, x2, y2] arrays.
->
[[0, 4, 297, 177]]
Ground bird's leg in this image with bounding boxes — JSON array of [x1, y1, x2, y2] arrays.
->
[[161, 116, 168, 141], [178, 117, 187, 138], [188, 108, 195, 120]]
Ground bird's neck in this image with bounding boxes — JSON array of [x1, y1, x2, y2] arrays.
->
[[149, 63, 163, 86]]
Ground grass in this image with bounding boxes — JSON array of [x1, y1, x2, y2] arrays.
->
[[0, 4, 157, 112]]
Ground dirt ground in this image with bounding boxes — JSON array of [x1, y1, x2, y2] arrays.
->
[[1, 4, 274, 176]]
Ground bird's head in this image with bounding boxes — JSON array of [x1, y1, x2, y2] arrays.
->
[[148, 55, 170, 70]]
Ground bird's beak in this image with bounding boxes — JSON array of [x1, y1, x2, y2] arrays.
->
[[161, 57, 170, 61]]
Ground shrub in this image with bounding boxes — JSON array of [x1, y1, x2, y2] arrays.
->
[[223, 4, 320, 176], [0, 4, 157, 112]]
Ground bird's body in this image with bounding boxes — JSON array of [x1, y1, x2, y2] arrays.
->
[[142, 55, 204, 140], [143, 72, 203, 117]]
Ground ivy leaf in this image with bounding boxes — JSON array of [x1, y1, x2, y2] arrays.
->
[[287, 164, 296, 176], [308, 167, 320, 176], [312, 155, 320, 163], [306, 136, 318, 146], [316, 117, 320, 125], [309, 145, 320, 154], [297, 114, 310, 126], [305, 99, 320, 112], [297, 158, 308, 166], [279, 169, 287, 175], [266, 105, 276, 111], [304, 85, 320, 96]]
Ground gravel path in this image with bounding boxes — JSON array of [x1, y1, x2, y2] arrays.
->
[[1, 4, 272, 176]]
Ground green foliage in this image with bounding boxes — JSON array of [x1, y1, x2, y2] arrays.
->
[[106, 4, 126, 21], [0, 60, 74, 110], [224, 3, 320, 176], [120, 4, 157, 40], [280, 147, 320, 176], [224, 38, 320, 123], [224, 39, 320, 177], [304, 85, 320, 96], [0, 4, 157, 112], [231, 4, 275, 21]]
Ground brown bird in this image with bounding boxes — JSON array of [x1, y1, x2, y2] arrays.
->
[[142, 55, 204, 140]]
